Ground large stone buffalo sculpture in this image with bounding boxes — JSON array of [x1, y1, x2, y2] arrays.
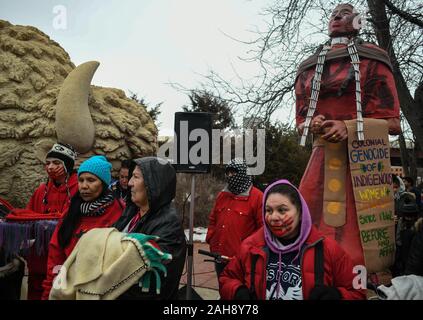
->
[[0, 20, 158, 207]]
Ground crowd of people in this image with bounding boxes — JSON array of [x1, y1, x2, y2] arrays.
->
[[1, 143, 421, 300], [0, 146, 187, 300], [1, 2, 423, 301]]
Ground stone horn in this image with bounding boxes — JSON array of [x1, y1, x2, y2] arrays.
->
[[55, 61, 99, 153]]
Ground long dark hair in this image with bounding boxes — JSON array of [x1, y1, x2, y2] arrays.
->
[[57, 182, 108, 249], [266, 184, 302, 215]]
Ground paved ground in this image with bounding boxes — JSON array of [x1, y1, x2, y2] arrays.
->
[[179, 242, 220, 300]]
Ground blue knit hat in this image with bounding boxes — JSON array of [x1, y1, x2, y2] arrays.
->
[[78, 155, 112, 185]]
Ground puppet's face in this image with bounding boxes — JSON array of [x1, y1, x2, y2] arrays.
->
[[328, 4, 358, 37]]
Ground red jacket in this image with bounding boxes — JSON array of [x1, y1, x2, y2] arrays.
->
[[25, 173, 78, 300], [219, 226, 366, 300], [27, 173, 79, 214], [41, 198, 123, 299], [206, 186, 263, 257]]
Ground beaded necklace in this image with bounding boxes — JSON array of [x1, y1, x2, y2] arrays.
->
[[300, 38, 364, 146]]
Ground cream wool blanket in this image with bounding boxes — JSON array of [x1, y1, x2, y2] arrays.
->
[[49, 227, 171, 300]]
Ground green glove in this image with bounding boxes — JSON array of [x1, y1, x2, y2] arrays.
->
[[123, 233, 172, 294]]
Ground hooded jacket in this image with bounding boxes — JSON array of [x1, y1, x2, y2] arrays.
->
[[114, 157, 187, 300], [219, 179, 366, 300]]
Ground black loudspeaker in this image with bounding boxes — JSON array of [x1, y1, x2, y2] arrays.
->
[[173, 112, 212, 173]]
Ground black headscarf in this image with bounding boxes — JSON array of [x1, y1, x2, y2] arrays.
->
[[225, 158, 252, 195]]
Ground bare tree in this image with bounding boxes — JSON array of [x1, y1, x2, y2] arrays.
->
[[182, 89, 235, 130], [398, 112, 421, 180], [129, 91, 163, 126], [205, 0, 423, 144], [367, 0, 423, 147]]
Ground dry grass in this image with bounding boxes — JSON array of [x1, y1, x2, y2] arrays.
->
[[174, 173, 225, 229]]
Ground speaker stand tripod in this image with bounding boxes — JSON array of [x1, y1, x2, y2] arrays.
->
[[186, 174, 196, 300]]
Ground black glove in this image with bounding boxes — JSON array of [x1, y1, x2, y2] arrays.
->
[[234, 285, 251, 300], [308, 286, 342, 300]]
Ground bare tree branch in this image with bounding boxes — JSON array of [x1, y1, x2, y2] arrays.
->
[[383, 0, 423, 28]]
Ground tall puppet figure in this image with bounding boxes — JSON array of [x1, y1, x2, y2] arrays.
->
[[295, 3, 400, 271]]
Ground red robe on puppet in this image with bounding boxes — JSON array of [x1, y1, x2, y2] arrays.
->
[[295, 42, 400, 267]]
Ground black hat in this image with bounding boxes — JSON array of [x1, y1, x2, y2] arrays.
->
[[398, 192, 418, 215], [46, 143, 77, 174]]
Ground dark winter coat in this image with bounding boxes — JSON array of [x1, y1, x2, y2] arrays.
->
[[114, 157, 187, 300], [405, 222, 423, 276]]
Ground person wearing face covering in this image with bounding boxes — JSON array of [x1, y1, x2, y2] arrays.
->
[[206, 158, 263, 278], [27, 143, 79, 215], [219, 180, 366, 300], [23, 143, 79, 300]]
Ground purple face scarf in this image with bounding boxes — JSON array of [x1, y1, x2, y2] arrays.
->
[[263, 179, 312, 255]]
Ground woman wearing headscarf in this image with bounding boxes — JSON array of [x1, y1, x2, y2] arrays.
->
[[219, 180, 365, 300], [206, 158, 263, 278], [41, 155, 123, 299]]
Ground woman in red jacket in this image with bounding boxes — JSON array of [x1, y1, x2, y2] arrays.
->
[[219, 179, 366, 300], [41, 155, 123, 299]]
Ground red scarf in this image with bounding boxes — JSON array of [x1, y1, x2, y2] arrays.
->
[[127, 211, 142, 232]]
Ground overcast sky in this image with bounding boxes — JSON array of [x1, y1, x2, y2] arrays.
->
[[1, 0, 273, 136]]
